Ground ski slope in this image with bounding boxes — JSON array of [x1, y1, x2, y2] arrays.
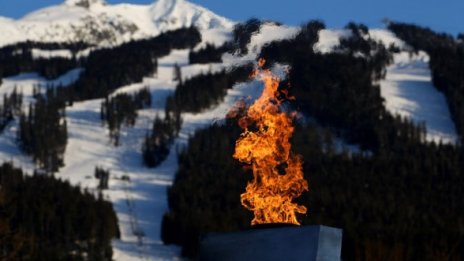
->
[[74, 24, 295, 260], [322, 28, 459, 145], [379, 51, 459, 144], [3, 24, 297, 260], [0, 2, 461, 258], [0, 69, 83, 172]]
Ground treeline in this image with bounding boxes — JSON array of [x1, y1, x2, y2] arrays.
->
[[388, 22, 464, 142], [188, 42, 233, 64], [161, 121, 248, 256], [0, 41, 91, 53], [17, 88, 68, 173], [260, 21, 406, 153], [0, 162, 119, 260], [163, 120, 464, 260], [142, 60, 252, 168], [142, 94, 183, 167], [0, 87, 23, 132], [172, 65, 253, 113], [71, 27, 201, 100], [0, 49, 77, 80], [232, 18, 263, 55], [100, 88, 152, 145], [142, 113, 179, 167], [0, 40, 90, 79], [162, 20, 464, 260], [1, 27, 201, 102]]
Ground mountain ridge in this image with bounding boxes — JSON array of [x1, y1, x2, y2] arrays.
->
[[0, 0, 233, 47]]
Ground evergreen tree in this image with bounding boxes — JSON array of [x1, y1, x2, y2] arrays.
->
[[17, 88, 68, 173], [173, 63, 182, 83], [0, 162, 120, 260]]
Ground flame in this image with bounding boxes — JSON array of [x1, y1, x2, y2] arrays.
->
[[232, 59, 308, 225]]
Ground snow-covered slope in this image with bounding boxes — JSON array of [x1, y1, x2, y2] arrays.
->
[[0, 0, 461, 258], [315, 28, 458, 144], [0, 19, 299, 259], [314, 29, 351, 54], [0, 0, 233, 47], [0, 17, 26, 46], [369, 29, 458, 144], [379, 51, 459, 144]]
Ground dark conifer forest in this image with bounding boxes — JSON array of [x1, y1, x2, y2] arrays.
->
[[188, 42, 233, 64], [70, 27, 201, 100], [172, 64, 253, 113], [101, 88, 152, 145], [0, 88, 23, 132], [0, 41, 89, 80], [161, 21, 464, 260], [0, 162, 119, 260], [17, 88, 68, 174]]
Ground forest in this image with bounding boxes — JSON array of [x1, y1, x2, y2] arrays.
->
[[17, 88, 68, 174], [0, 41, 90, 80], [187, 18, 264, 64], [172, 64, 253, 113], [5, 27, 202, 173], [70, 27, 201, 100], [0, 27, 202, 101], [0, 88, 22, 133], [1, 13, 463, 260], [162, 20, 464, 260], [100, 88, 152, 145], [0, 162, 119, 260]]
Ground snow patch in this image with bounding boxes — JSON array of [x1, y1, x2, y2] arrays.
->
[[314, 29, 351, 54], [380, 51, 459, 144], [369, 29, 406, 49], [31, 49, 74, 59]]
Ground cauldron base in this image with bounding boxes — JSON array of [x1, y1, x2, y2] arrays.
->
[[199, 225, 342, 261]]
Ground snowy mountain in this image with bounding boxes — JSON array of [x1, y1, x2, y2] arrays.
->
[[0, 1, 462, 260], [0, 0, 233, 47]]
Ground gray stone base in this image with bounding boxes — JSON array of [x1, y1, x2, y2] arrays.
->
[[199, 225, 342, 261]]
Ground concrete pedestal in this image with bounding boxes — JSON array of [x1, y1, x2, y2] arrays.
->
[[199, 225, 342, 261]]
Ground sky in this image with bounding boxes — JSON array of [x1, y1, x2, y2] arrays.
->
[[0, 0, 462, 36]]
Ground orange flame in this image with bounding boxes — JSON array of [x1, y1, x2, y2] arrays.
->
[[232, 59, 308, 225]]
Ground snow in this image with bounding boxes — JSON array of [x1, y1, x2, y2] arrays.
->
[[45, 24, 294, 260], [247, 23, 299, 55], [0, 0, 234, 47], [31, 49, 74, 59], [0, 2, 461, 259], [369, 29, 406, 49], [65, 0, 107, 7], [0, 68, 82, 173], [379, 51, 459, 144], [314, 29, 351, 54], [149, 0, 234, 31], [0, 69, 82, 112], [0, 17, 26, 47], [315, 28, 459, 145], [195, 28, 232, 50], [221, 23, 299, 67]]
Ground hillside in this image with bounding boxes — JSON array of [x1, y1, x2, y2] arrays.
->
[[0, 1, 463, 260]]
